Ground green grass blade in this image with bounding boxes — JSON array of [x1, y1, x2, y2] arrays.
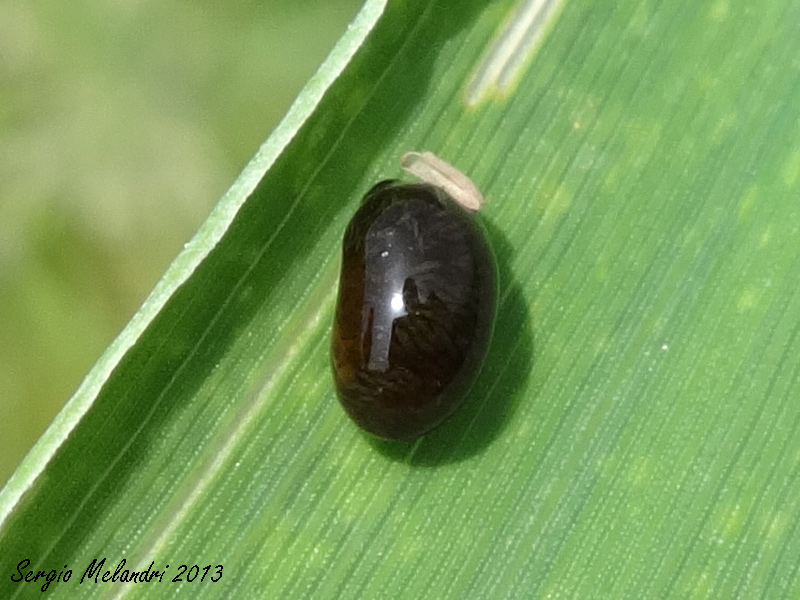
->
[[3, 0, 800, 598]]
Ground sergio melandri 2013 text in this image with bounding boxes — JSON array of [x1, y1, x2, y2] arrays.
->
[[11, 557, 223, 593]]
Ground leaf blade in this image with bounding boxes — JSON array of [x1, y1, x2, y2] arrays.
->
[[4, 0, 800, 598]]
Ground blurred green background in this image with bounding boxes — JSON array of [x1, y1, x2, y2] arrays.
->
[[0, 0, 362, 488]]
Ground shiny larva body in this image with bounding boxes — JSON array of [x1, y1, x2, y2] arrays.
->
[[331, 180, 496, 440]]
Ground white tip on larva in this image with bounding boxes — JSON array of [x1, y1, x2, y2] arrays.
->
[[400, 151, 485, 212]]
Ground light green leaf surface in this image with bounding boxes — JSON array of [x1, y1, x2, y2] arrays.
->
[[3, 0, 800, 597]]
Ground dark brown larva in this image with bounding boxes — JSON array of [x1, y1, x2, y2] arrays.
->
[[331, 180, 496, 440]]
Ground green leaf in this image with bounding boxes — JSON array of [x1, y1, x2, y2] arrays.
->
[[3, 0, 800, 597]]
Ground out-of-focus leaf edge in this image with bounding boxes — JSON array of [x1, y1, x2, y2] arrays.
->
[[0, 0, 387, 528]]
